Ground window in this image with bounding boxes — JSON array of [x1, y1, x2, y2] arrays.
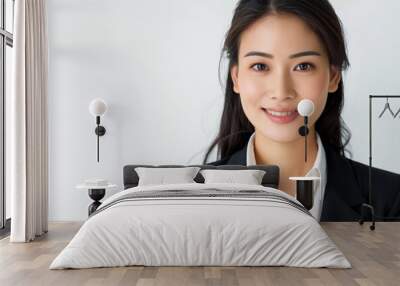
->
[[0, 0, 14, 235]]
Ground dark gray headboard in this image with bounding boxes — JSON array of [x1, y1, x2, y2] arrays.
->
[[123, 164, 280, 189]]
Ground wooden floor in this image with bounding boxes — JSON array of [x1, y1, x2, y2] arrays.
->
[[0, 222, 399, 286]]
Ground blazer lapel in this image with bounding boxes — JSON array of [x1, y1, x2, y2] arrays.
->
[[226, 145, 247, 165], [320, 144, 365, 221]]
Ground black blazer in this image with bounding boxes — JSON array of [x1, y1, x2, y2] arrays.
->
[[207, 142, 400, 221]]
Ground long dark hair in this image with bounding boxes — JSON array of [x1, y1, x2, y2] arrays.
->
[[203, 0, 352, 164]]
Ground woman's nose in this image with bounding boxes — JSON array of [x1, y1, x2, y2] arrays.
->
[[268, 71, 295, 100]]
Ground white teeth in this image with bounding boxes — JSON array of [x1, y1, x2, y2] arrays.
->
[[267, 110, 294, 117]]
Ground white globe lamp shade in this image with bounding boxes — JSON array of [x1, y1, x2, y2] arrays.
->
[[89, 98, 107, 117], [297, 99, 314, 117]]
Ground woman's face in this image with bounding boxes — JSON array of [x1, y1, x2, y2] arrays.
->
[[231, 13, 341, 143]]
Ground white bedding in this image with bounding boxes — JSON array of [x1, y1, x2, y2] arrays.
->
[[49, 183, 351, 269]]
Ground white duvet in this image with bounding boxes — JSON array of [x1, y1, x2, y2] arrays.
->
[[49, 183, 351, 269]]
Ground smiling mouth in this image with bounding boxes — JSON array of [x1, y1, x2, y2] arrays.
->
[[261, 108, 299, 124], [261, 108, 298, 116]]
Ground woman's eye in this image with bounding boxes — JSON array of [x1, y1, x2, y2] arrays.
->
[[251, 63, 268, 72], [250, 63, 314, 72], [295, 63, 314, 71]]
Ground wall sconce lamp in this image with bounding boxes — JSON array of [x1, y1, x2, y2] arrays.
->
[[89, 98, 107, 162], [290, 99, 318, 211]]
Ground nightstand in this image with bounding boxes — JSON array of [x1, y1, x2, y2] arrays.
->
[[76, 183, 117, 216]]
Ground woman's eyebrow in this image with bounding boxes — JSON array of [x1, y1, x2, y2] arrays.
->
[[244, 50, 321, 58]]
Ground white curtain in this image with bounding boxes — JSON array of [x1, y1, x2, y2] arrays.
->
[[8, 0, 48, 242]]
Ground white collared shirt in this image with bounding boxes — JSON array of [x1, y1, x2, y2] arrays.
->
[[246, 132, 327, 221]]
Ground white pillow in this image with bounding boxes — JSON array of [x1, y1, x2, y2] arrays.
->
[[135, 167, 201, 186], [200, 169, 266, 185]]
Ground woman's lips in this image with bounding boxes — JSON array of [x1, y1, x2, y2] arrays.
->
[[262, 108, 299, 124]]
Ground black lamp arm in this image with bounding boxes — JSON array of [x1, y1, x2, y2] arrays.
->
[[304, 116, 308, 162], [297, 116, 309, 162], [94, 116, 106, 162]]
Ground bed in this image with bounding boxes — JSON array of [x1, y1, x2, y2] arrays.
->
[[49, 164, 350, 269]]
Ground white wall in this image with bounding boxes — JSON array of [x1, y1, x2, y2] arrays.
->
[[47, 0, 235, 221], [47, 0, 400, 221], [334, 0, 400, 171]]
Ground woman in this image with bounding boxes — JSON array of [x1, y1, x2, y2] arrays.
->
[[203, 0, 400, 221]]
